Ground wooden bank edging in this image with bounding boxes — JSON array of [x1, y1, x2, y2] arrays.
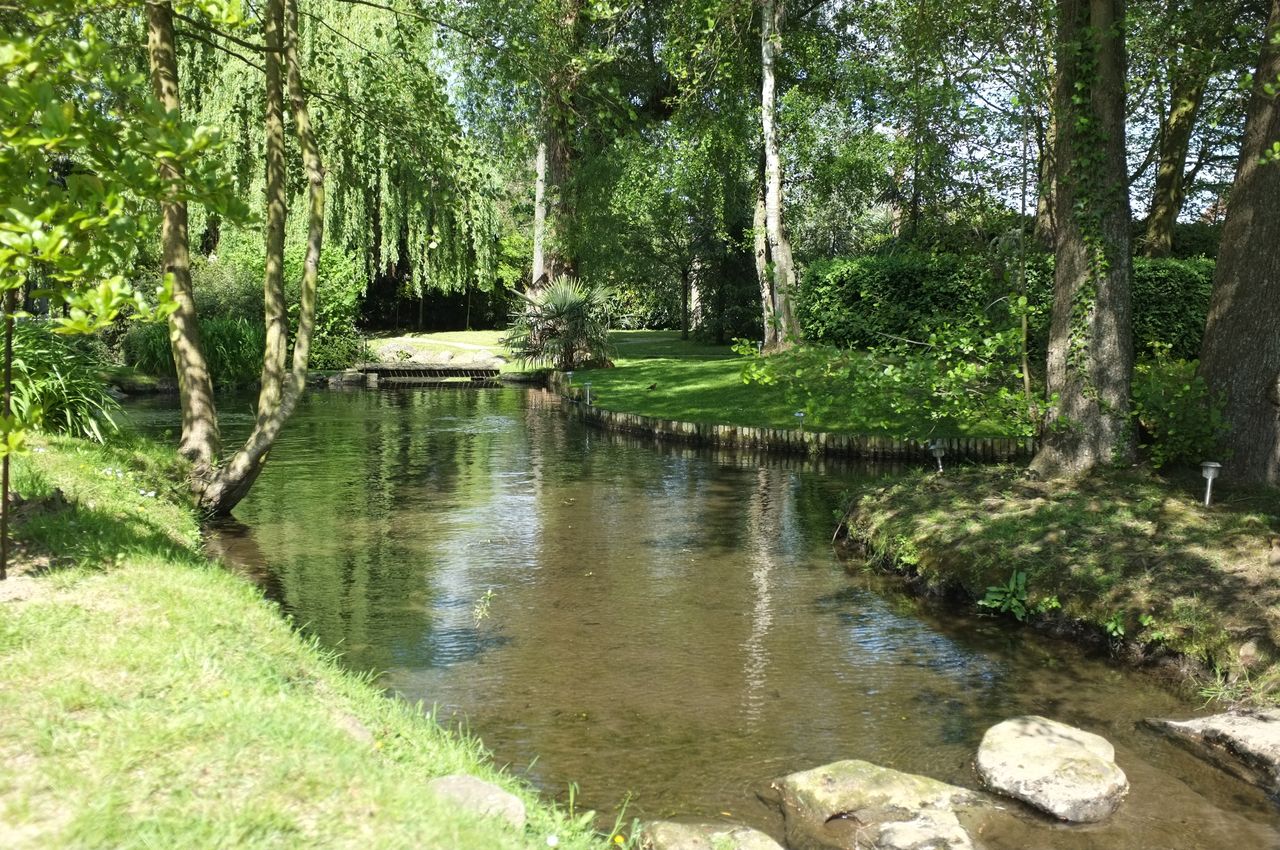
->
[[546, 372, 1038, 462]]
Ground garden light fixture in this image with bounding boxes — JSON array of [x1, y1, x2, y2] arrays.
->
[[794, 410, 805, 430], [1200, 461, 1221, 507], [583, 382, 592, 405]]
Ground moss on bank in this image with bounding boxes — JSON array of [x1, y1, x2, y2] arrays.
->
[[842, 467, 1280, 703], [0, 436, 605, 849]]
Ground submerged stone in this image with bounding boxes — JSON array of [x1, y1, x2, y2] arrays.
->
[[975, 716, 1127, 823], [640, 820, 784, 850], [766, 759, 989, 850], [1147, 709, 1280, 793], [424, 773, 526, 829]]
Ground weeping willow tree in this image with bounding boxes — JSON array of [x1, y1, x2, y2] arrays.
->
[[145, 0, 498, 513], [178, 0, 501, 309]]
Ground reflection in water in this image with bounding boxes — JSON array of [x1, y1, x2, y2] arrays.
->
[[125, 388, 1280, 848]]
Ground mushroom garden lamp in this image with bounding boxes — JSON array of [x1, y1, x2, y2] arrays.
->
[[1200, 461, 1222, 507]]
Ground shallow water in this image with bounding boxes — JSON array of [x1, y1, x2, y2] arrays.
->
[[127, 388, 1280, 848]]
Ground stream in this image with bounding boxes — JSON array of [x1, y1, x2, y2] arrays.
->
[[125, 387, 1280, 848]]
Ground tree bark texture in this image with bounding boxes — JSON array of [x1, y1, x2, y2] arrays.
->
[[198, 0, 324, 514], [753, 179, 778, 349], [1031, 0, 1135, 479], [760, 0, 800, 350], [1197, 0, 1280, 485], [1141, 4, 1216, 258], [146, 0, 221, 469], [531, 139, 548, 289]]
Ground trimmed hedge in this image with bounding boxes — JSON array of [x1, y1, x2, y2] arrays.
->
[[797, 251, 1214, 360]]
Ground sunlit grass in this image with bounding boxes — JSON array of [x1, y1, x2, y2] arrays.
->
[[0, 437, 606, 849]]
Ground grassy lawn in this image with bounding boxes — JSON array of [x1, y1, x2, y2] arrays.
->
[[0, 436, 606, 849], [845, 467, 1280, 703]]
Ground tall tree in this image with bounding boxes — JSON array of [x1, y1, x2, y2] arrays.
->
[[759, 0, 801, 349], [155, 0, 325, 514], [1138, 0, 1262, 256], [1031, 0, 1135, 478], [1197, 0, 1280, 485], [146, 0, 221, 468]]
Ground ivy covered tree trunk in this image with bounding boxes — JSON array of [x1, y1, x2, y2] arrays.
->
[[760, 0, 801, 350], [145, 0, 220, 469], [1030, 0, 1135, 479], [197, 0, 324, 514], [1197, 0, 1280, 485]]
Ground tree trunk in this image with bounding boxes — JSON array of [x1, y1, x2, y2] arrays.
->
[[1141, 67, 1208, 257], [146, 0, 220, 470], [680, 266, 690, 341], [531, 138, 548, 289], [1197, 0, 1280, 485], [1030, 0, 1135, 479], [753, 177, 778, 349], [198, 0, 324, 514], [760, 0, 801, 350]]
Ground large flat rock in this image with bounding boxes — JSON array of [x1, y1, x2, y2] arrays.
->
[[424, 774, 526, 829], [640, 821, 784, 850], [1147, 709, 1280, 792], [766, 759, 991, 850], [975, 716, 1128, 823]]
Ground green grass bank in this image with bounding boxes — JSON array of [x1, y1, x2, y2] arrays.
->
[[0, 436, 606, 849], [841, 467, 1280, 704]]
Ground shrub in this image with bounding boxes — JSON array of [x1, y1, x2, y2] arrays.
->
[[12, 322, 119, 442], [123, 317, 266, 389], [1132, 345, 1227, 468], [798, 251, 1213, 361], [1131, 257, 1214, 360], [504, 277, 612, 370]]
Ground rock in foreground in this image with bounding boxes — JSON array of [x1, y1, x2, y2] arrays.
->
[[767, 759, 989, 850], [424, 774, 526, 829], [975, 716, 1127, 823], [1147, 709, 1280, 793], [640, 821, 784, 850]]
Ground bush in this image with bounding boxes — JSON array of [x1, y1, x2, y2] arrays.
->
[[12, 322, 119, 442], [193, 227, 369, 370], [123, 317, 266, 389], [1132, 346, 1227, 468], [798, 251, 1213, 361]]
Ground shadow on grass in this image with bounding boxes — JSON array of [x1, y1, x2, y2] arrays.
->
[[849, 467, 1280, 676]]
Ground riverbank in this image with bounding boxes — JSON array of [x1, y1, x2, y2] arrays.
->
[[839, 466, 1280, 703], [0, 436, 605, 848]]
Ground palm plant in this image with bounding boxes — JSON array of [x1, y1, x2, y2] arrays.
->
[[503, 277, 612, 371]]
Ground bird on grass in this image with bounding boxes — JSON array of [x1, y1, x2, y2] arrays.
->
[[646, 382, 657, 391]]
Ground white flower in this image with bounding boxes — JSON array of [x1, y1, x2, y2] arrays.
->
[[546, 836, 559, 848]]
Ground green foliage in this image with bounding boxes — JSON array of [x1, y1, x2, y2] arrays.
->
[[799, 252, 1215, 363], [1131, 345, 1228, 468], [797, 252, 1004, 350], [739, 318, 1038, 438], [11, 322, 118, 442], [979, 570, 1029, 621], [193, 227, 368, 370], [1130, 258, 1215, 360], [123, 318, 266, 389], [1103, 611, 1126, 639], [504, 278, 613, 371]]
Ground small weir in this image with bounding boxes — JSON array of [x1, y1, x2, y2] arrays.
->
[[354, 363, 501, 387]]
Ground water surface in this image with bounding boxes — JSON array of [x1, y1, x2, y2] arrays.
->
[[127, 388, 1280, 848]]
